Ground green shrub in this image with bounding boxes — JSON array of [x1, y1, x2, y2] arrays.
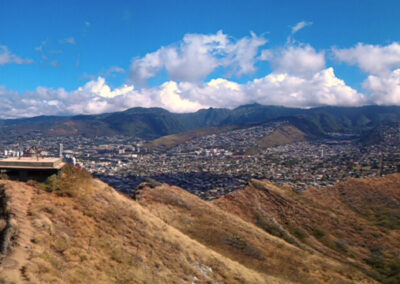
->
[[376, 209, 400, 230], [42, 165, 92, 197], [312, 227, 327, 239], [0, 174, 9, 180], [335, 238, 349, 252], [224, 234, 264, 260], [225, 234, 247, 250], [365, 251, 400, 283], [255, 213, 297, 245], [291, 227, 308, 241]]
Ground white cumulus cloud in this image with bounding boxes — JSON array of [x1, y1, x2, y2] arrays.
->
[[246, 68, 366, 107], [272, 45, 325, 77], [333, 42, 400, 75], [363, 68, 400, 105], [333, 43, 400, 105], [79, 77, 134, 98], [130, 31, 267, 86], [157, 81, 207, 112], [223, 31, 268, 76]]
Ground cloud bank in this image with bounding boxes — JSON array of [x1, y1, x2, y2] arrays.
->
[[2, 32, 400, 118], [0, 66, 365, 119]]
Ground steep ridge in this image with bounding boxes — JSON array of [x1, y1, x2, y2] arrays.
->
[[135, 182, 375, 283], [0, 167, 276, 283], [214, 175, 400, 283]]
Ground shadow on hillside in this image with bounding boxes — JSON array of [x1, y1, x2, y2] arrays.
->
[[95, 171, 260, 197]]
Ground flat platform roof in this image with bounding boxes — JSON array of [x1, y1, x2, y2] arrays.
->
[[0, 157, 65, 170]]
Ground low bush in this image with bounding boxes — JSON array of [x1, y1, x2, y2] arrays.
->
[[312, 227, 327, 239], [291, 227, 308, 241], [365, 251, 400, 283], [224, 234, 264, 260], [42, 165, 92, 198], [163, 194, 191, 210], [335, 238, 349, 253], [375, 208, 400, 230], [0, 174, 9, 180], [255, 213, 297, 245]]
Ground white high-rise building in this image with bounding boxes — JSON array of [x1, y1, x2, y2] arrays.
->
[[59, 143, 63, 158]]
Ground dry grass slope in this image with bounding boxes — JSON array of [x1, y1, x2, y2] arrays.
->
[[136, 181, 375, 283], [0, 166, 276, 284], [146, 125, 237, 151], [215, 175, 400, 283], [245, 125, 307, 154], [0, 166, 396, 283]]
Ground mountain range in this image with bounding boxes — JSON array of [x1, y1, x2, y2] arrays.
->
[[2, 104, 400, 139]]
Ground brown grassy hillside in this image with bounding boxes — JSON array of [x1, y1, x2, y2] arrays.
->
[[245, 125, 307, 154], [255, 125, 307, 148], [214, 175, 400, 283], [135, 182, 375, 283], [1, 166, 396, 283], [0, 167, 276, 284], [145, 125, 237, 151]]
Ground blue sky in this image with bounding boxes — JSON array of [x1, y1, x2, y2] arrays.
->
[[1, 0, 400, 118]]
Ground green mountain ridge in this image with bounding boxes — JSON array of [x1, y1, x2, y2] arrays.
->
[[1, 104, 400, 139]]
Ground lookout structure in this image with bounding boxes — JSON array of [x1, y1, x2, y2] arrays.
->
[[0, 146, 65, 181]]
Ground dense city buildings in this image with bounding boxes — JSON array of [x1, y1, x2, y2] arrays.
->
[[1, 122, 399, 200]]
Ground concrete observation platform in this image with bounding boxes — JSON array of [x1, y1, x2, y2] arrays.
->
[[0, 157, 66, 181]]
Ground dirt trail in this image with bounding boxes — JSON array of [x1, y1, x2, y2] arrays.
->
[[0, 181, 38, 283]]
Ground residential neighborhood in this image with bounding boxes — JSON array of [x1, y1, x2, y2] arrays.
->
[[1, 123, 399, 200]]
